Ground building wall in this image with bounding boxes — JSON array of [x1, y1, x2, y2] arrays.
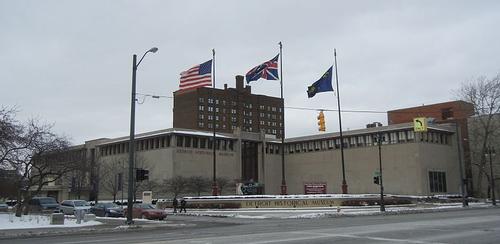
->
[[173, 75, 284, 138], [387, 100, 474, 195]]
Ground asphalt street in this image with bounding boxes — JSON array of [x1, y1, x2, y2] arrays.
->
[[2, 208, 500, 244]]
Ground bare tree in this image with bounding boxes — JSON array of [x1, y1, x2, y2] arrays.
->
[[99, 159, 125, 202], [457, 73, 500, 197], [186, 176, 210, 196], [216, 177, 231, 195], [162, 176, 188, 198]]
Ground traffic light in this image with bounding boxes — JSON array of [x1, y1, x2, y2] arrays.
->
[[373, 176, 380, 185], [317, 111, 326, 132], [136, 168, 149, 182]]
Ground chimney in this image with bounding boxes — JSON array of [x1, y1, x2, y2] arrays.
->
[[224, 84, 228, 90], [236, 75, 244, 91]]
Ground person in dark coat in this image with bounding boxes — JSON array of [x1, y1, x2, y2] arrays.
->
[[172, 198, 178, 213], [180, 198, 187, 213]]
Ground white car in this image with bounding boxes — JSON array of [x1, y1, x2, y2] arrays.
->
[[59, 200, 91, 215]]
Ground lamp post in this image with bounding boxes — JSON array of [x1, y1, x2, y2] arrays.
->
[[374, 132, 385, 212], [485, 146, 496, 206], [453, 122, 468, 207], [127, 47, 158, 225]]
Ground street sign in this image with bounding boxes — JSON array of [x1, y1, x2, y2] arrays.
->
[[413, 117, 428, 132]]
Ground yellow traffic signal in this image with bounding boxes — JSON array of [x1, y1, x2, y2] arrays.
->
[[317, 111, 326, 132]]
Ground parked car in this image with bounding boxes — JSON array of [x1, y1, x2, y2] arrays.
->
[[0, 202, 9, 212], [91, 202, 124, 217], [125, 203, 166, 220], [59, 200, 91, 215], [27, 197, 60, 213]]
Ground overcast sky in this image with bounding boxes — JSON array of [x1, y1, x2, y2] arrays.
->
[[1, 0, 499, 144]]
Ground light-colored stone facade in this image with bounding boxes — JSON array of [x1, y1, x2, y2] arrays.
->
[[39, 122, 463, 201]]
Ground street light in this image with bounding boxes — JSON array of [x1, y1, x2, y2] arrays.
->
[[374, 132, 385, 212], [127, 47, 158, 225], [485, 146, 496, 206]]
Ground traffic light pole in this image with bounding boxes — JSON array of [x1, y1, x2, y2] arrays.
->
[[376, 133, 385, 212]]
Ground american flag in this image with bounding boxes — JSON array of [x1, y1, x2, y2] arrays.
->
[[245, 54, 279, 83], [179, 60, 212, 90]]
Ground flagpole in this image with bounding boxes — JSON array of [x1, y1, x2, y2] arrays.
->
[[212, 48, 219, 196], [279, 41, 287, 195], [334, 49, 348, 194]]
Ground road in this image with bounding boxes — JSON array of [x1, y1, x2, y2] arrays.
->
[[3, 208, 500, 244]]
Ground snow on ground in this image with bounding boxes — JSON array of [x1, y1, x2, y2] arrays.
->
[[177, 202, 492, 219], [0, 213, 102, 230]]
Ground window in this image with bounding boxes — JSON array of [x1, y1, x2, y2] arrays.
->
[[315, 141, 321, 150], [208, 115, 213, 121], [260, 120, 265, 125], [198, 97, 204, 103], [390, 132, 398, 143], [215, 99, 219, 105], [215, 115, 219, 121], [272, 107, 277, 112], [429, 171, 447, 193], [184, 137, 191, 148], [260, 105, 265, 110], [328, 139, 334, 149], [208, 106, 213, 112], [231, 109, 237, 114], [398, 131, 406, 142], [192, 137, 199, 148], [232, 101, 237, 106], [176, 136, 183, 147], [349, 137, 356, 147], [208, 98, 213, 104], [260, 112, 265, 118], [200, 138, 206, 148], [406, 131, 415, 141], [232, 117, 237, 123], [199, 114, 204, 120], [198, 121, 204, 128], [208, 123, 213, 129], [357, 136, 365, 146], [198, 105, 204, 111], [441, 108, 453, 120], [215, 107, 219, 113]]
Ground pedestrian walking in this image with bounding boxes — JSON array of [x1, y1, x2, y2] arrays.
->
[[180, 198, 187, 213], [172, 197, 178, 213]]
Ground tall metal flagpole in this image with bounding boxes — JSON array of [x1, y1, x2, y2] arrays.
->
[[279, 42, 287, 195], [211, 49, 219, 196], [334, 49, 348, 194]]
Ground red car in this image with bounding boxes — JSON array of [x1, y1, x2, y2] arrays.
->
[[125, 203, 166, 220]]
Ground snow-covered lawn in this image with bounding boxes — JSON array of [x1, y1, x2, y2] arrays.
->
[[0, 213, 102, 230]]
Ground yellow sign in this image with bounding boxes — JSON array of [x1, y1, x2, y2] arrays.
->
[[413, 117, 428, 132]]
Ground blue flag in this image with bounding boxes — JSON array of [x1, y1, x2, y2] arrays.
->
[[245, 54, 279, 83], [307, 66, 334, 98]]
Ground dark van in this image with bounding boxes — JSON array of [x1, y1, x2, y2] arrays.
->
[[28, 197, 60, 213]]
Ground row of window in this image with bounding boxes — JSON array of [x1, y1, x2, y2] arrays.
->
[[263, 130, 450, 155], [100, 135, 236, 156], [198, 97, 282, 113]]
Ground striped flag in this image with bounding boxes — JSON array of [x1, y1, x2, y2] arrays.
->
[[179, 60, 212, 90]]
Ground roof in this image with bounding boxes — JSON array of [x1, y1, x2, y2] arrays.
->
[[97, 128, 234, 146]]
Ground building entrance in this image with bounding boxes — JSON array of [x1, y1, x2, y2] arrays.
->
[[241, 141, 258, 182]]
